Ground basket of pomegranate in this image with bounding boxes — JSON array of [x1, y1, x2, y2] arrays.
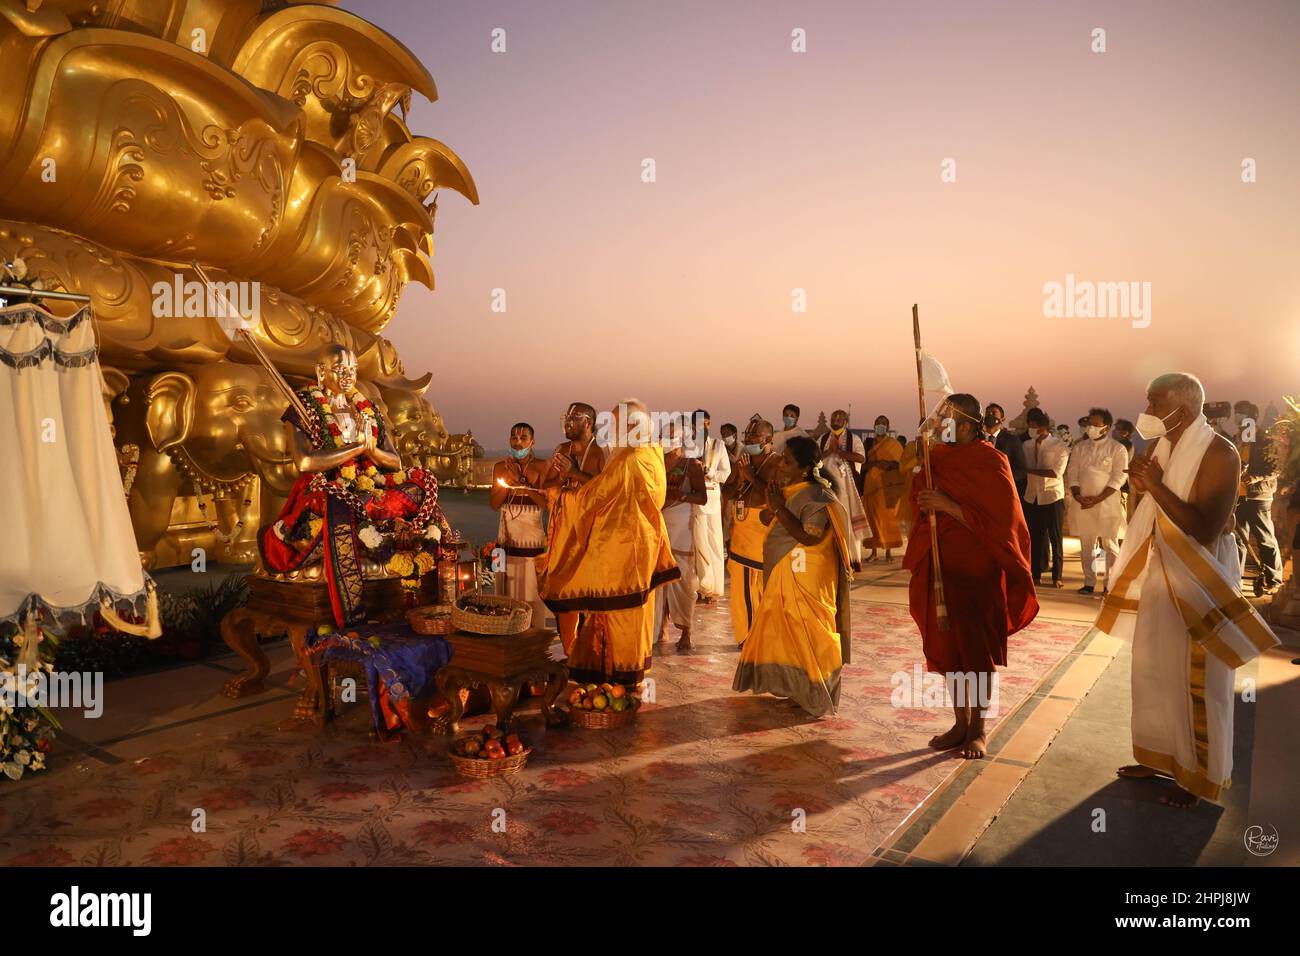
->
[[449, 725, 531, 776]]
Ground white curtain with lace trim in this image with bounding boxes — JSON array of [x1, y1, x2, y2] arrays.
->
[[0, 303, 151, 627]]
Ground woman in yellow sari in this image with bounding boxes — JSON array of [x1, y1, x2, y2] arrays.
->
[[733, 436, 855, 717]]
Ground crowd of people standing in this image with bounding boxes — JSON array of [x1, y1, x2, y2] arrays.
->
[[482, 385, 1286, 799]]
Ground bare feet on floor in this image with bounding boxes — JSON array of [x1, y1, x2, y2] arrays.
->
[[929, 722, 968, 750], [675, 630, 693, 653], [1160, 787, 1199, 808], [1116, 764, 1158, 779], [959, 731, 987, 759], [1117, 766, 1198, 806]]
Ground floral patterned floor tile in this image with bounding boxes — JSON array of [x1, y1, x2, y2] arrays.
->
[[0, 595, 1087, 866]]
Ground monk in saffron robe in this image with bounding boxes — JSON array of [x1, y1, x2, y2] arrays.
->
[[863, 415, 905, 560], [1100, 374, 1278, 806], [538, 399, 679, 686], [904, 394, 1038, 759]]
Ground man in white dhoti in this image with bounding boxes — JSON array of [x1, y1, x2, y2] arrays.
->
[[1067, 407, 1129, 595], [490, 423, 549, 627], [657, 414, 707, 651], [1095, 373, 1278, 806], [817, 409, 867, 567], [687, 409, 731, 604]]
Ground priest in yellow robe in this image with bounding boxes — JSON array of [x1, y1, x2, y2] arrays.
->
[[538, 399, 680, 686]]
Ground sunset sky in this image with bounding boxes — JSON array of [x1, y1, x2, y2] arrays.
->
[[348, 0, 1300, 449]]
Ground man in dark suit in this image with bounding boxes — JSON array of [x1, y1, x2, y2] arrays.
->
[[983, 402, 1028, 500]]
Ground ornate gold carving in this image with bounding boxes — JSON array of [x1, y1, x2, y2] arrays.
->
[[0, 1, 478, 566]]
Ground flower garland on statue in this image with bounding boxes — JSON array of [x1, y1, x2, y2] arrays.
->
[[299, 385, 457, 592]]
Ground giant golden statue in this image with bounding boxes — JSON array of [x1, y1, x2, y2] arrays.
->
[[0, 0, 478, 569]]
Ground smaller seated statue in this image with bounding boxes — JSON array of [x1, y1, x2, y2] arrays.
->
[[259, 345, 454, 626]]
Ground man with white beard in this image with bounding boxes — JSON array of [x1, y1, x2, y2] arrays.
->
[[1097, 373, 1278, 806], [1067, 407, 1129, 595], [687, 409, 731, 605]]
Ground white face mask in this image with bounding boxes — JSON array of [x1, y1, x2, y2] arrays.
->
[[1086, 424, 1106, 440], [1135, 407, 1182, 441]]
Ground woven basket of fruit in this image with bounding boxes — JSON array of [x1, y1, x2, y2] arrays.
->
[[406, 604, 456, 636], [566, 682, 637, 729], [448, 726, 531, 776], [452, 592, 532, 636]]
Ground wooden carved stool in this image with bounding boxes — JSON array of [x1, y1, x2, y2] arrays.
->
[[219, 573, 419, 721]]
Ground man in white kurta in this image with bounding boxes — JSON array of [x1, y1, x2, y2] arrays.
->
[[1094, 374, 1278, 806], [1066, 409, 1129, 594], [688, 411, 731, 601], [656, 417, 708, 651]]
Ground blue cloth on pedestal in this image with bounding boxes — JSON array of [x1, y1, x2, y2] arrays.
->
[[304, 623, 453, 732]]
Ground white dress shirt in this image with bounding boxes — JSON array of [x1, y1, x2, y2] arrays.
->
[[1024, 434, 1069, 505]]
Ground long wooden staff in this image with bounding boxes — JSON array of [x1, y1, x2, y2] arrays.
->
[[912, 304, 949, 631], [190, 261, 309, 423]]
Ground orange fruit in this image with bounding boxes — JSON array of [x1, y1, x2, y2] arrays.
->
[[610, 685, 627, 699]]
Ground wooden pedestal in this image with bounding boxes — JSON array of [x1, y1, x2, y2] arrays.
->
[[218, 573, 426, 718], [435, 628, 569, 734]]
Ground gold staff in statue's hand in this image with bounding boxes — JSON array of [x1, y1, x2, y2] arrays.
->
[[190, 260, 309, 424]]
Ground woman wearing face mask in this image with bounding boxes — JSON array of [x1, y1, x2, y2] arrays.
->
[[732, 436, 855, 717]]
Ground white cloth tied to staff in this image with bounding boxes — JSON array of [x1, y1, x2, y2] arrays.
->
[[0, 303, 157, 635], [1092, 413, 1277, 800], [917, 348, 954, 418]]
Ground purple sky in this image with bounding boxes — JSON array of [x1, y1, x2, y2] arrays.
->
[[347, 0, 1300, 448]]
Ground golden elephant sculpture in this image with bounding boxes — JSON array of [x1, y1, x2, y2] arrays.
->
[[378, 383, 448, 463], [377, 383, 477, 486], [112, 360, 301, 569], [0, 4, 477, 333]]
